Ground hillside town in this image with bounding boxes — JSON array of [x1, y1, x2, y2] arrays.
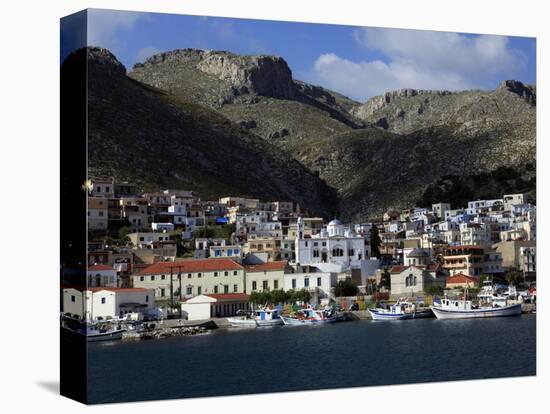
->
[[61, 178, 536, 323]]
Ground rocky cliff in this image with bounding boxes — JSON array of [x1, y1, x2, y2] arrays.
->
[[79, 47, 536, 220], [69, 47, 338, 218]]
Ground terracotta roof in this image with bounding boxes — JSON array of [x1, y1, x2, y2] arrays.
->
[[206, 293, 250, 301], [63, 287, 152, 293], [446, 273, 478, 284], [389, 265, 408, 273], [137, 258, 243, 275], [245, 261, 288, 272], [425, 263, 440, 272], [389, 265, 426, 273], [87, 264, 114, 271]]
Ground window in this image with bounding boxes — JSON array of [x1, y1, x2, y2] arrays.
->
[[317, 277, 322, 287], [292, 279, 297, 289], [101, 297, 106, 304], [274, 280, 278, 289], [224, 285, 229, 294], [71, 295, 76, 302], [234, 249, 239, 255], [197, 286, 202, 295], [214, 286, 219, 294], [140, 276, 144, 282], [214, 272, 218, 277], [139, 237, 145, 242], [188, 273, 192, 279], [263, 280, 268, 290], [322, 242, 327, 247], [233, 271, 238, 276], [105, 186, 110, 193], [98, 211, 104, 217], [233, 284, 238, 293], [151, 275, 155, 281], [96, 186, 101, 192], [145, 295, 149, 302], [304, 278, 310, 288], [198, 273, 202, 278], [314, 242, 318, 247], [313, 250, 319, 258], [224, 271, 229, 276], [161, 275, 166, 280], [252, 281, 257, 291], [186, 287, 193, 295], [305, 241, 308, 247]]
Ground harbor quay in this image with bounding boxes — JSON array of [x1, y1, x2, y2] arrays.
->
[[61, 181, 536, 340]]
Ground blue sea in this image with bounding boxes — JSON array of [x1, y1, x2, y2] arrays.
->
[[88, 314, 536, 404]]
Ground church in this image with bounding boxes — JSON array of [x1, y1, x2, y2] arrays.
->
[[294, 217, 369, 266]]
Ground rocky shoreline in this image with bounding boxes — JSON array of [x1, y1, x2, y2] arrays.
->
[[122, 325, 210, 341]]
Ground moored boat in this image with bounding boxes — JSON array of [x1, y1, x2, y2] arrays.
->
[[369, 300, 433, 320], [227, 307, 284, 327], [280, 307, 337, 325], [431, 295, 522, 320]]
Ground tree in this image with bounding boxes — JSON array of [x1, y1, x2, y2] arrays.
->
[[291, 289, 311, 304], [192, 227, 216, 239], [270, 289, 288, 305], [370, 225, 382, 259], [505, 270, 524, 286], [334, 279, 359, 297], [424, 284, 443, 296], [379, 270, 391, 290]]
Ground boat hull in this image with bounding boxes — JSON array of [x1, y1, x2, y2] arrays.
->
[[226, 318, 257, 328], [86, 330, 125, 342], [430, 303, 522, 320], [369, 309, 414, 320], [280, 316, 337, 325], [255, 318, 283, 327]]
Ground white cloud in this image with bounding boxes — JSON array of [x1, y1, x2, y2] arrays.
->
[[87, 10, 145, 53], [305, 28, 526, 102], [135, 46, 162, 63]]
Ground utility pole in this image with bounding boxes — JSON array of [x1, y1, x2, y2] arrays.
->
[[170, 266, 174, 309]]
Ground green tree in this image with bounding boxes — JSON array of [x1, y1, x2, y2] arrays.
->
[[505, 270, 524, 286], [379, 270, 391, 290], [270, 289, 288, 304], [370, 225, 382, 259], [334, 279, 359, 297], [424, 284, 443, 296], [291, 289, 311, 304], [192, 227, 216, 239]]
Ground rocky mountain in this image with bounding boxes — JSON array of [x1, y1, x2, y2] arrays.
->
[[64, 47, 338, 218], [75, 46, 536, 221], [129, 49, 363, 147]]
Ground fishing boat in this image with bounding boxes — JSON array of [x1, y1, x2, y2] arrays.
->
[[369, 300, 433, 320], [280, 307, 337, 325], [85, 325, 126, 342], [227, 307, 283, 327], [431, 289, 522, 320]]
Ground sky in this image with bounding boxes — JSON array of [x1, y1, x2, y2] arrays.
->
[[61, 9, 536, 102]]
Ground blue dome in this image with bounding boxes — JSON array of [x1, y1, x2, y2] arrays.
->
[[328, 219, 343, 226]]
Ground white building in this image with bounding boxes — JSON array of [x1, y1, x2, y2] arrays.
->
[[87, 264, 118, 287], [283, 269, 337, 303], [181, 293, 250, 320], [295, 218, 367, 266], [62, 287, 155, 322]]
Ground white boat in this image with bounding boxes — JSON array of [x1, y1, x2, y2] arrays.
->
[[85, 326, 126, 342], [280, 307, 337, 325], [431, 295, 522, 320], [254, 307, 284, 327], [369, 300, 416, 320], [227, 307, 283, 327]]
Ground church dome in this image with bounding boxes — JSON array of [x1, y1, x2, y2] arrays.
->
[[328, 219, 343, 226]]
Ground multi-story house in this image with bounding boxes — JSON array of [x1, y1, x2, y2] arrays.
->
[[88, 197, 109, 231], [132, 259, 245, 301], [442, 245, 484, 276], [244, 261, 288, 293]]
